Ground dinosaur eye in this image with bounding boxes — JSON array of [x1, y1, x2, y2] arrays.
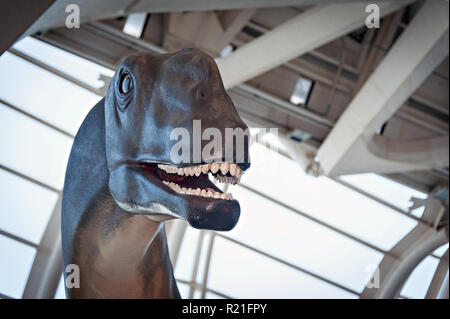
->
[[120, 73, 133, 94], [196, 85, 209, 100]]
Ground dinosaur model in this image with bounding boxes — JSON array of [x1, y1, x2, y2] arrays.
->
[[61, 48, 250, 298]]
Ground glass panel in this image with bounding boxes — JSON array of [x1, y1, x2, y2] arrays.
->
[[0, 103, 73, 190], [54, 274, 66, 299], [0, 169, 58, 244], [176, 281, 191, 299], [409, 207, 426, 219], [12, 37, 114, 90], [0, 52, 102, 136], [0, 234, 36, 299], [400, 256, 439, 299], [433, 243, 449, 257], [195, 231, 211, 284], [208, 237, 357, 299], [174, 226, 201, 282], [225, 185, 383, 293], [340, 173, 427, 213], [238, 144, 417, 251], [193, 289, 202, 299]]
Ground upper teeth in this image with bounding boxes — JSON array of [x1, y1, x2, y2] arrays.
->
[[162, 181, 233, 200], [157, 162, 242, 182]]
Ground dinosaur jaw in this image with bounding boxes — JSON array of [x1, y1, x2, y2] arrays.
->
[[110, 161, 246, 231], [154, 162, 245, 230], [156, 162, 242, 200]]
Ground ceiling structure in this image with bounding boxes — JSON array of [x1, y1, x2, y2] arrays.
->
[[9, 0, 446, 196]]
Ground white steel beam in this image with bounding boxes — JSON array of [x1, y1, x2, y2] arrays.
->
[[438, 272, 449, 299], [317, 0, 449, 176], [132, 0, 377, 12], [217, 1, 414, 90], [426, 249, 449, 299], [25, 0, 393, 37]]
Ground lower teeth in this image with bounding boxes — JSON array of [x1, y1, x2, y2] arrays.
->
[[162, 181, 233, 200]]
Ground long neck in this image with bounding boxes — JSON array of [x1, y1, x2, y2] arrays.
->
[[62, 99, 109, 265], [62, 100, 179, 298]]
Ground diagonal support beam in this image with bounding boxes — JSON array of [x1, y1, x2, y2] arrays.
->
[[426, 249, 449, 299], [214, 9, 256, 53], [25, 0, 396, 38], [217, 0, 414, 90], [317, 0, 449, 176], [0, 0, 55, 55]]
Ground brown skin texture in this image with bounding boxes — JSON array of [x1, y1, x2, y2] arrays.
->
[[73, 213, 177, 298]]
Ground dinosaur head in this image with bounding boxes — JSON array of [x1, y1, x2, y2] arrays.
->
[[104, 49, 250, 231]]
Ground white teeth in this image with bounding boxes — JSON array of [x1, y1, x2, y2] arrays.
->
[[229, 164, 237, 176], [220, 163, 230, 175], [211, 163, 219, 174], [220, 163, 229, 175], [158, 163, 241, 179], [157, 164, 169, 173], [201, 164, 210, 174], [158, 162, 243, 188], [162, 181, 233, 200]]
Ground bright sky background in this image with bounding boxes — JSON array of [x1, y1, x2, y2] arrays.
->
[[0, 37, 445, 299]]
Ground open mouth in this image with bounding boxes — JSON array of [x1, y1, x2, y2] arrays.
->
[[112, 161, 248, 230], [156, 162, 242, 200], [111, 161, 248, 230]]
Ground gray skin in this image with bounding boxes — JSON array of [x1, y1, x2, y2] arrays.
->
[[62, 48, 250, 298]]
